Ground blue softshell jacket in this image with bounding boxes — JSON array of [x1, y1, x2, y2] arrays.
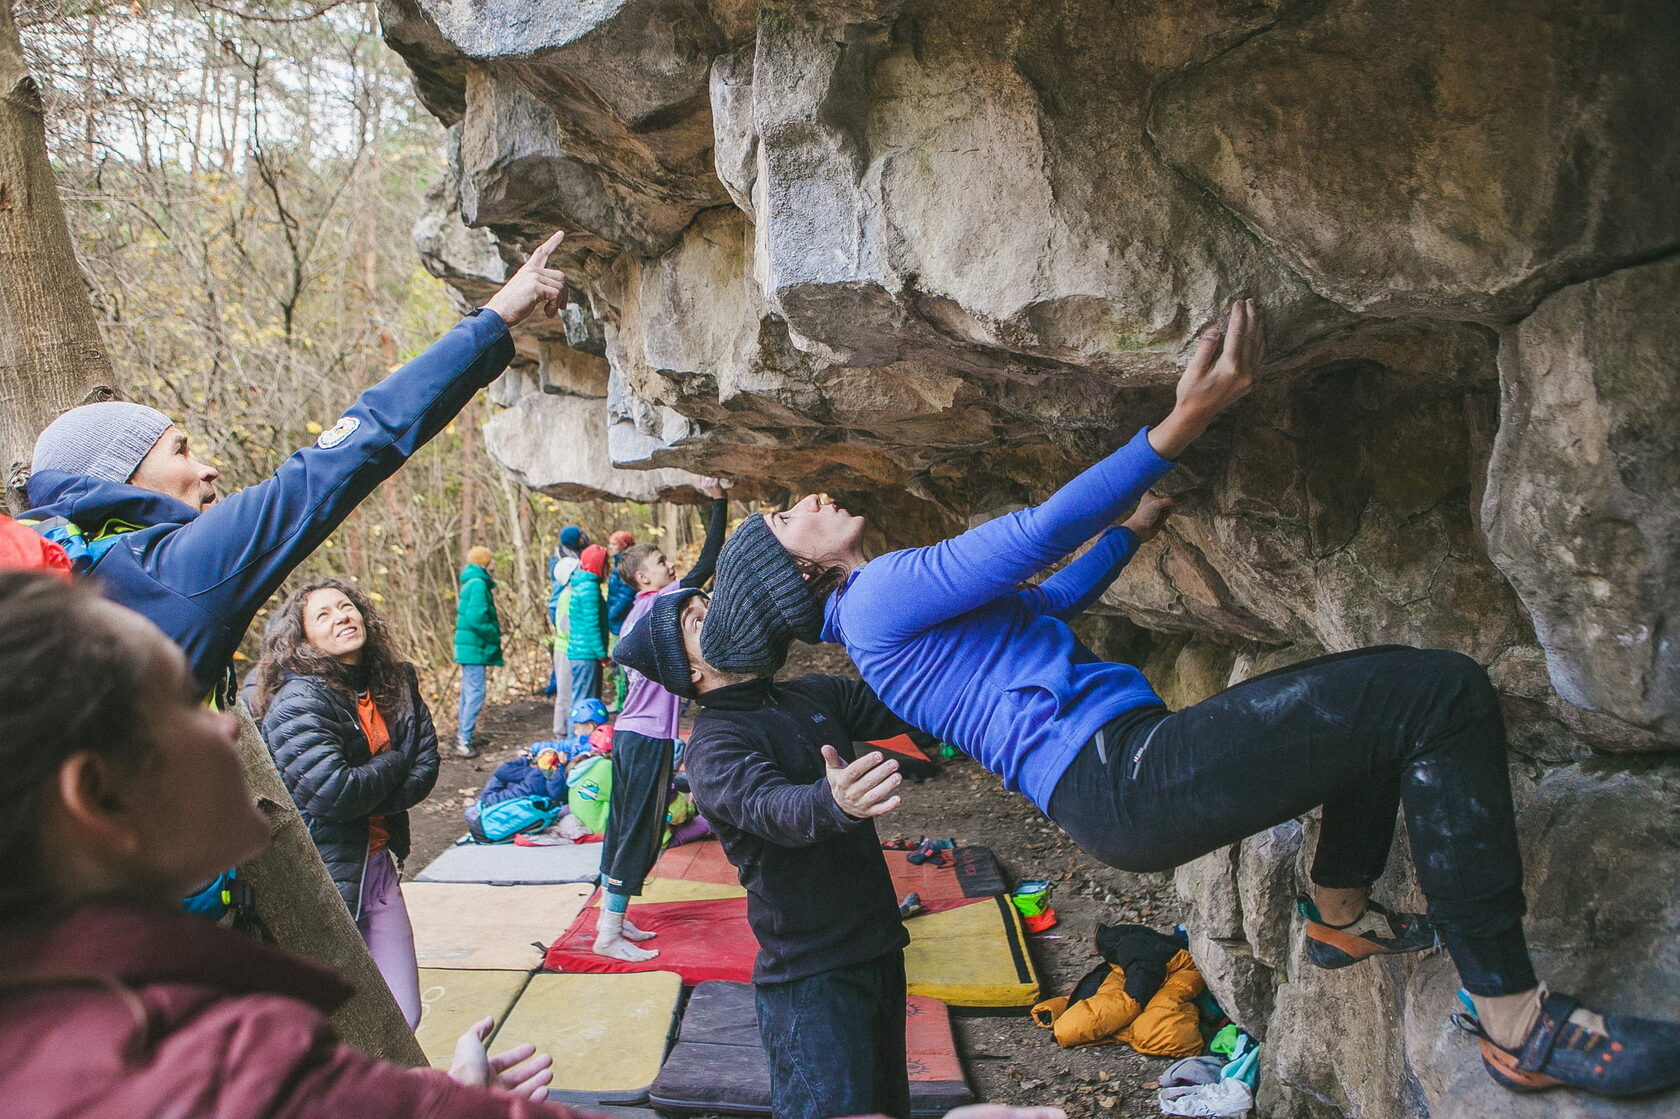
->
[[22, 309, 514, 693], [822, 426, 1175, 812]]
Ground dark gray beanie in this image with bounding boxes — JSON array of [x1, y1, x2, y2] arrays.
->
[[614, 588, 704, 698], [32, 402, 173, 484], [701, 513, 823, 676]]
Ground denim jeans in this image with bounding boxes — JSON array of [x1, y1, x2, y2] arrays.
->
[[569, 659, 602, 711], [754, 951, 909, 1119], [1050, 646, 1534, 996], [456, 663, 487, 747]]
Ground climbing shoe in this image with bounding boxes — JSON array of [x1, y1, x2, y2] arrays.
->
[[1453, 992, 1680, 1097], [1297, 895, 1438, 969]]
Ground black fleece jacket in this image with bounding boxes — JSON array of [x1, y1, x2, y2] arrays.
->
[[253, 666, 439, 917], [685, 674, 913, 984]]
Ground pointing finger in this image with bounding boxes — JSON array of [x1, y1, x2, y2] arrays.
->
[[526, 229, 566, 269]]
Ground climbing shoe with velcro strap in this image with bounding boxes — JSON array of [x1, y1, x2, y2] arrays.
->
[[1297, 895, 1438, 969], [1453, 991, 1680, 1097]]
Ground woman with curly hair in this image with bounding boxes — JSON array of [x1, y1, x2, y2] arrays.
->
[[246, 578, 439, 1029]]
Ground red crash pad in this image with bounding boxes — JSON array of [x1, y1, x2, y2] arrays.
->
[[544, 896, 757, 984]]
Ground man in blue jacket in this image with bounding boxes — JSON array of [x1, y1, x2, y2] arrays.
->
[[20, 230, 569, 700]]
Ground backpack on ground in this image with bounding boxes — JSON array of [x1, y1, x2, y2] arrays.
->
[[468, 795, 563, 844]]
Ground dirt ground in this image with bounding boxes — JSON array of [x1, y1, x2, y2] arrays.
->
[[408, 642, 1187, 1119]]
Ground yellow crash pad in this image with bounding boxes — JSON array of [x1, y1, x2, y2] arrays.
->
[[590, 878, 746, 905], [405, 881, 592, 971], [492, 970, 684, 1099], [906, 897, 1041, 1011], [416, 969, 532, 1068]]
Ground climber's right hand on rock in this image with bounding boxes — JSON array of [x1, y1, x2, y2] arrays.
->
[[1150, 297, 1264, 459], [823, 745, 902, 819], [484, 229, 569, 327]]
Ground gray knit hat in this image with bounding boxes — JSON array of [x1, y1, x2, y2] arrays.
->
[[701, 513, 823, 676], [31, 402, 173, 484], [614, 588, 704, 698]]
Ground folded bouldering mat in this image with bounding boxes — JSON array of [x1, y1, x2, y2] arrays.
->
[[407, 881, 592, 971], [886, 845, 1005, 902], [416, 838, 602, 885], [491, 970, 684, 1106], [648, 980, 973, 1115], [416, 968, 532, 1068], [547, 893, 1039, 1011], [905, 896, 1040, 1012], [545, 896, 757, 984]]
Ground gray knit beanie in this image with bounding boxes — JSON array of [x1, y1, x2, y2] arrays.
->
[[31, 402, 173, 484], [614, 588, 704, 698], [701, 513, 823, 676]]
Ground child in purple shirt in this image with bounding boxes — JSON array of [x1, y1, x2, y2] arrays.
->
[[590, 483, 728, 962]]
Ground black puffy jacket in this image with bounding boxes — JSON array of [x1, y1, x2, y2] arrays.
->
[[256, 667, 440, 917]]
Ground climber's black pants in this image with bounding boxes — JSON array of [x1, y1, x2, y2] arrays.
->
[[1049, 646, 1536, 995]]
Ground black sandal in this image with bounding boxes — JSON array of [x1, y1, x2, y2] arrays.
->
[[1453, 991, 1680, 1097]]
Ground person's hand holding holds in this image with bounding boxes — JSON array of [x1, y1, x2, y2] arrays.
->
[[822, 745, 902, 819], [700, 476, 728, 500], [447, 1015, 555, 1100], [1121, 492, 1180, 545], [1150, 298, 1265, 460], [483, 230, 569, 327]]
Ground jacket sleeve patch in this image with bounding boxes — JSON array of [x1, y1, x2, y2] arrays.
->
[[315, 416, 361, 449]]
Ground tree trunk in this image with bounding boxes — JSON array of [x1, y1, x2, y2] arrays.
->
[[0, 0, 425, 1066], [0, 0, 112, 510]]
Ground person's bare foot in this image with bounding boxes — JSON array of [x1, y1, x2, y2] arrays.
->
[[620, 916, 657, 943], [594, 908, 659, 962], [594, 929, 659, 962]]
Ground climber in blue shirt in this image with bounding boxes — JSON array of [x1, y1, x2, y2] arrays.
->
[[702, 299, 1680, 1100]]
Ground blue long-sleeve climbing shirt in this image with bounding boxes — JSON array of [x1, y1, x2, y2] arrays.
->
[[820, 426, 1175, 812]]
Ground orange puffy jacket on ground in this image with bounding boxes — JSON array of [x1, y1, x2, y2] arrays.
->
[[1032, 946, 1205, 1057]]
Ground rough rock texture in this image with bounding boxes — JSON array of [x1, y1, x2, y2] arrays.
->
[[381, 1, 1680, 1114]]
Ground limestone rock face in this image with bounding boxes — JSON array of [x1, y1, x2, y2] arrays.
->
[[383, 0, 1680, 1113]]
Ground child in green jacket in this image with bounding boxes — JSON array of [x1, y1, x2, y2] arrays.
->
[[566, 545, 609, 713]]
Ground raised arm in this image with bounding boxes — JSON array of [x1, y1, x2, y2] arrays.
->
[[140, 232, 569, 689], [678, 482, 729, 589], [1020, 493, 1179, 621], [844, 300, 1260, 645]]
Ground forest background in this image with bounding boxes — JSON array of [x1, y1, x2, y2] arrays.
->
[[15, 0, 707, 706]]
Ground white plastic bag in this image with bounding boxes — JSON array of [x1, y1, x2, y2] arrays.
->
[[1157, 1078, 1254, 1117]]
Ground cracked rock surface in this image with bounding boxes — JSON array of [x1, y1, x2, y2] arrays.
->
[[379, 1, 1680, 1113]]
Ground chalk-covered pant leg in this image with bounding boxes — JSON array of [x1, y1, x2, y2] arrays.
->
[[1050, 646, 1534, 995]]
